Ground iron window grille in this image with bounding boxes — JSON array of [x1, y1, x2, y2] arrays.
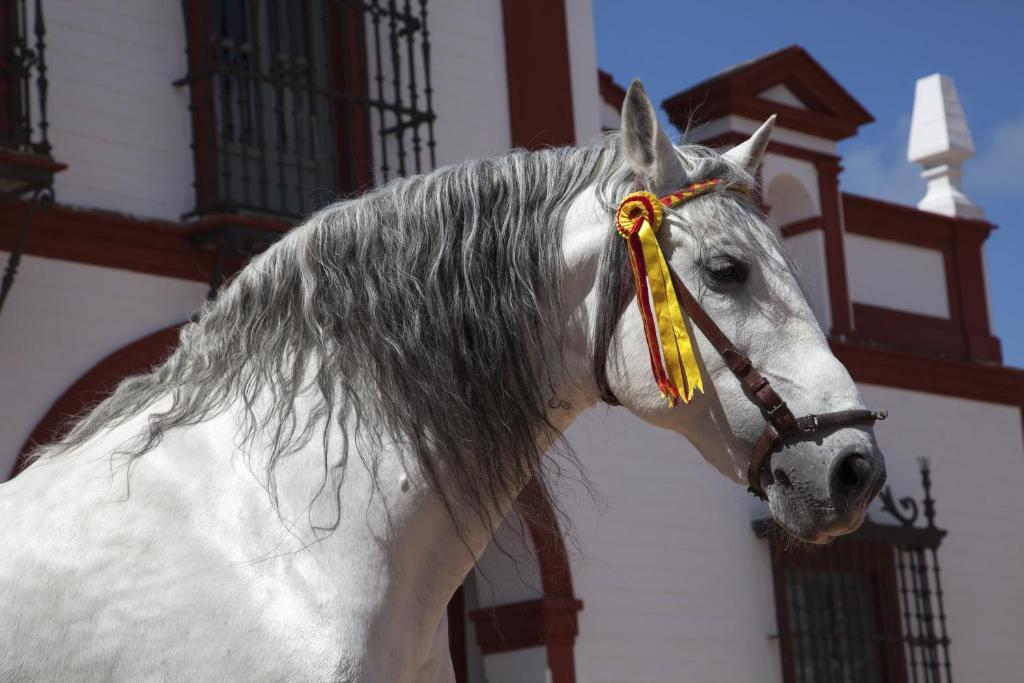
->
[[177, 0, 437, 221], [0, 0, 49, 162], [755, 460, 952, 683], [0, 0, 60, 320]]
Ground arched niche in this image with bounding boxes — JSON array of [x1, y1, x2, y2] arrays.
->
[[765, 173, 817, 227]]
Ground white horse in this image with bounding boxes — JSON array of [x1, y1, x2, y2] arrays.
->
[[0, 81, 885, 681]]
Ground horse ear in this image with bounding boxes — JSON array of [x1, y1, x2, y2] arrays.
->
[[620, 79, 686, 191], [722, 115, 776, 175]]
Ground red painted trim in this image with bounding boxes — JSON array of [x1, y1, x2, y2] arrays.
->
[[852, 304, 968, 360], [662, 45, 873, 141], [331, 1, 375, 192], [0, 148, 67, 173], [832, 340, 1024, 408], [182, 0, 219, 213], [0, 201, 289, 284], [447, 584, 468, 683], [779, 215, 823, 238], [842, 193, 1001, 363], [501, 0, 576, 148], [817, 158, 852, 336], [470, 597, 583, 654], [597, 69, 626, 111], [461, 478, 584, 683], [10, 324, 185, 479]]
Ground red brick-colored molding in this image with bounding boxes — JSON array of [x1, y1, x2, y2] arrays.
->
[[779, 215, 823, 238], [663, 45, 873, 142], [470, 597, 583, 654], [598, 69, 626, 112], [502, 0, 576, 149], [0, 201, 290, 285], [843, 193, 1001, 363], [832, 340, 1024, 408]]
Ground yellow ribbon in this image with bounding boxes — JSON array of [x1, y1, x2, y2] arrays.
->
[[616, 191, 703, 405]]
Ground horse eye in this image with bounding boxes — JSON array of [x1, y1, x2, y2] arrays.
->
[[705, 256, 748, 284]]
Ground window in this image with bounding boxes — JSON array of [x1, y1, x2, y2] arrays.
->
[[759, 462, 952, 683], [178, 0, 436, 219]]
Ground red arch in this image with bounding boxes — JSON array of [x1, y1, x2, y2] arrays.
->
[[10, 323, 184, 479], [9, 324, 583, 681]]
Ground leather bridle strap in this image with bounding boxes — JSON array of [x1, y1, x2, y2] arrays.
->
[[596, 176, 886, 500], [666, 267, 886, 499]]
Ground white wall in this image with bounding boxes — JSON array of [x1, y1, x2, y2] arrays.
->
[[858, 385, 1024, 683], [845, 234, 950, 318], [0, 253, 206, 475], [45, 0, 194, 221], [43, 0, 516, 222], [429, 0, 511, 166], [784, 229, 832, 332], [560, 407, 781, 683], [556, 384, 1024, 682], [565, 0, 602, 144]]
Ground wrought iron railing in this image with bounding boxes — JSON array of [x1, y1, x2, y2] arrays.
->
[[756, 460, 952, 683], [176, 0, 437, 221], [0, 0, 59, 321], [0, 0, 49, 160]]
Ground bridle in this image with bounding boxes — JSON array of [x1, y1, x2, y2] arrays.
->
[[595, 177, 886, 500]]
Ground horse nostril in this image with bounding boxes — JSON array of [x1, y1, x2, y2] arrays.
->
[[830, 452, 875, 501], [773, 469, 792, 488]]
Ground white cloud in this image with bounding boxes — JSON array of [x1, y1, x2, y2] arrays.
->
[[840, 110, 1024, 208], [839, 114, 924, 206], [966, 111, 1024, 199]]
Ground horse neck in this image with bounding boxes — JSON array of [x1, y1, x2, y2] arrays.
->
[[227, 391, 517, 676]]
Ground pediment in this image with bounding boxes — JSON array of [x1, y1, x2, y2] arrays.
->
[[663, 46, 874, 141]]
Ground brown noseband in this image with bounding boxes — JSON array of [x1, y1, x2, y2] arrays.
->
[[667, 267, 886, 499], [596, 181, 886, 500]]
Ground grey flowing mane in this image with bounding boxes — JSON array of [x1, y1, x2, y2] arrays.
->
[[35, 134, 768, 534]]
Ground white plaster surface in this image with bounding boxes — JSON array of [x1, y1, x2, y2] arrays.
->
[[763, 154, 821, 222], [565, 0, 602, 144], [559, 407, 781, 683], [600, 100, 620, 133], [44, 0, 194, 221], [473, 511, 545, 608], [857, 385, 1024, 683], [687, 115, 837, 156], [907, 74, 983, 219], [0, 253, 206, 475], [844, 233, 950, 318], [758, 84, 807, 110], [423, 0, 512, 167], [784, 230, 832, 332], [481, 647, 548, 683], [554, 384, 1024, 683]]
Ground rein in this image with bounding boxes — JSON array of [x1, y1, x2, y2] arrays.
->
[[596, 177, 886, 500]]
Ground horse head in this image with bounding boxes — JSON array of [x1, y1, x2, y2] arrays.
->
[[574, 80, 887, 544]]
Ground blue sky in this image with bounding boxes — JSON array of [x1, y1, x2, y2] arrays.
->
[[593, 0, 1024, 368]]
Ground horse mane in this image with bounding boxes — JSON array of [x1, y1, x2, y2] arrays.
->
[[33, 133, 787, 537], [34, 135, 629, 533]]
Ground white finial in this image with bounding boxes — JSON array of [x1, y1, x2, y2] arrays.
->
[[907, 74, 983, 219]]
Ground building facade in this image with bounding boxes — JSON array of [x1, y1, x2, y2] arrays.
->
[[1, 3, 1022, 682]]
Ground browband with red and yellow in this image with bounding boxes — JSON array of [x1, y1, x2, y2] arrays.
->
[[615, 179, 723, 406]]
